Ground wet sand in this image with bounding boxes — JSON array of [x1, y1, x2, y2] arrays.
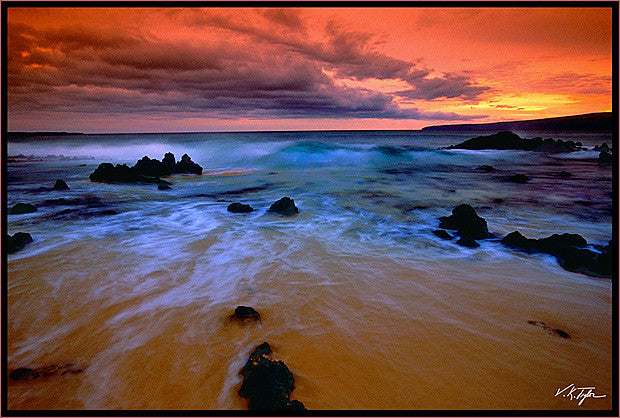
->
[[7, 234, 612, 410]]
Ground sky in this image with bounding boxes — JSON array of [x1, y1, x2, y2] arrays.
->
[[6, 7, 614, 133]]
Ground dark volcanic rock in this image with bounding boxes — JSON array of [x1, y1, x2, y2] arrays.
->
[[228, 202, 254, 213], [239, 342, 306, 410], [175, 154, 203, 175], [476, 165, 496, 172], [90, 153, 202, 184], [232, 306, 261, 321], [502, 231, 611, 277], [158, 183, 172, 190], [559, 171, 572, 178], [438, 204, 490, 242], [268, 197, 298, 216], [507, 174, 530, 183], [456, 236, 480, 248], [527, 320, 570, 339], [9, 203, 37, 214], [52, 179, 69, 190], [7, 232, 33, 254], [43, 196, 101, 207], [432, 229, 453, 240], [47, 208, 118, 220], [594, 142, 610, 152], [9, 364, 83, 382], [445, 131, 582, 152], [502, 231, 587, 254], [599, 150, 613, 165]]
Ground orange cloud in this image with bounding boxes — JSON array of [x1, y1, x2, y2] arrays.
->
[[6, 7, 613, 132]]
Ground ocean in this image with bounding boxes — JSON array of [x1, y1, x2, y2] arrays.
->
[[5, 130, 614, 410]]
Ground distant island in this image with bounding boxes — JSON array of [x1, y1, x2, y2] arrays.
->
[[422, 112, 613, 132]]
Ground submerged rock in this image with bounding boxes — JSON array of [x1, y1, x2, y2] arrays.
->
[[7, 232, 33, 254], [527, 320, 570, 339], [239, 342, 306, 410], [432, 229, 453, 240], [445, 131, 582, 152], [502, 232, 611, 278], [9, 364, 83, 382], [594, 142, 610, 153], [228, 202, 254, 213], [9, 203, 37, 214], [476, 165, 495, 172], [438, 204, 490, 248], [507, 174, 530, 184], [42, 196, 101, 207], [232, 306, 261, 321], [52, 179, 69, 190], [89, 153, 202, 184], [599, 150, 613, 165], [268, 197, 298, 216], [456, 236, 480, 248], [559, 171, 572, 178]]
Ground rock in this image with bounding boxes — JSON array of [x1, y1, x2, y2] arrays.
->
[[52, 179, 69, 190], [239, 342, 306, 410], [507, 174, 530, 183], [502, 231, 610, 278], [232, 306, 261, 321], [599, 150, 613, 165], [594, 142, 610, 152], [555, 246, 612, 278], [268, 197, 298, 216], [9, 203, 37, 214], [175, 154, 203, 175], [228, 203, 254, 213], [501, 231, 587, 254], [90, 153, 202, 184], [8, 232, 33, 254], [438, 204, 490, 242], [9, 364, 83, 382], [492, 198, 504, 204], [9, 368, 37, 381], [527, 320, 570, 339], [46, 208, 118, 221], [158, 183, 172, 190], [476, 165, 495, 172], [432, 229, 452, 240], [445, 131, 582, 152], [559, 171, 572, 178], [43, 196, 101, 207], [456, 236, 480, 248]]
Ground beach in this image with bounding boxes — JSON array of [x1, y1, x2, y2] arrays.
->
[[6, 130, 613, 410]]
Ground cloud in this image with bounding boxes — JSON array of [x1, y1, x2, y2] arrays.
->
[[396, 73, 491, 101], [533, 72, 611, 95], [7, 11, 487, 125]]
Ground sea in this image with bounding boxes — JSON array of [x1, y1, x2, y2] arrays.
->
[[5, 130, 614, 410]]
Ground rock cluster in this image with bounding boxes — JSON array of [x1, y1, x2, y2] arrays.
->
[[445, 131, 582, 152], [501, 231, 612, 278], [90, 153, 202, 184]]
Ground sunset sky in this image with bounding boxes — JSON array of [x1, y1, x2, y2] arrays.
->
[[6, 7, 614, 133]]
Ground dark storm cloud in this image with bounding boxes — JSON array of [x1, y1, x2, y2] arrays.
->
[[7, 12, 487, 122], [396, 73, 491, 101]]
